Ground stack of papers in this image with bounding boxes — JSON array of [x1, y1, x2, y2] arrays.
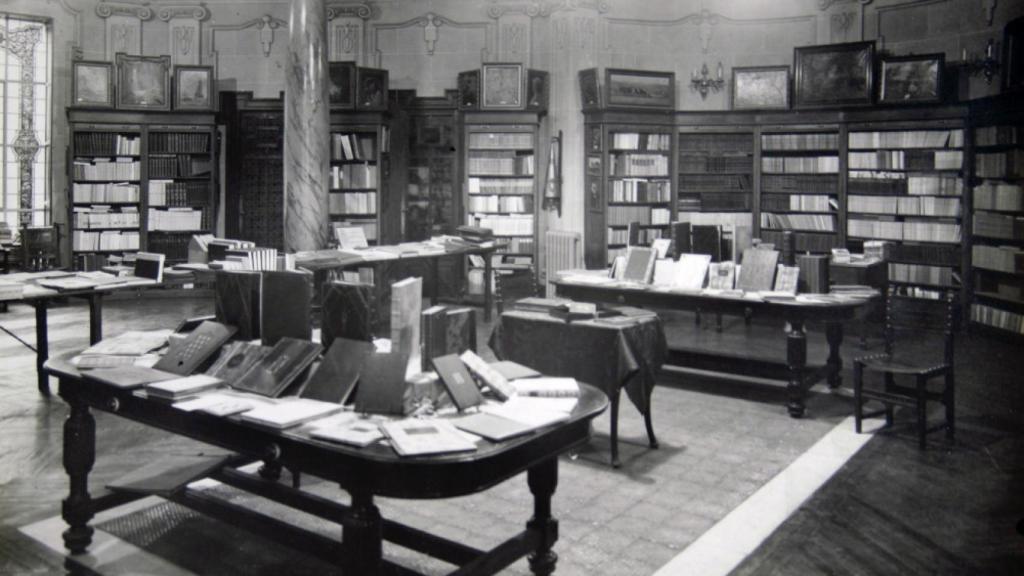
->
[[240, 398, 343, 430], [480, 396, 577, 429], [74, 330, 172, 368]]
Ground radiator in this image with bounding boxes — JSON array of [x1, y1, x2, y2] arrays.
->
[[544, 230, 582, 297]]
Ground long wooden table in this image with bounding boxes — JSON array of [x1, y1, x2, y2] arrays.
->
[[45, 351, 608, 575], [553, 279, 875, 418]]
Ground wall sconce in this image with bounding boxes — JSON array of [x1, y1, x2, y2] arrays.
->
[[690, 62, 725, 99], [960, 38, 1001, 84], [543, 130, 562, 215]]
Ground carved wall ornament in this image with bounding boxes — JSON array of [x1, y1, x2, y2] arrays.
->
[[421, 13, 441, 55], [486, 0, 609, 19], [173, 25, 195, 56], [502, 22, 526, 54], [697, 9, 718, 54], [95, 1, 153, 20], [157, 5, 209, 22], [337, 23, 359, 54], [369, 13, 493, 67], [327, 2, 374, 21], [831, 11, 855, 35], [553, 15, 597, 50], [984, 0, 997, 26], [111, 23, 135, 54], [257, 15, 281, 57]]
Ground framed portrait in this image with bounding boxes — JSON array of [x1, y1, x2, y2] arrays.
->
[[72, 60, 114, 108], [355, 67, 388, 111], [328, 61, 356, 109], [579, 68, 601, 110], [457, 70, 480, 110], [1003, 16, 1024, 92], [115, 53, 171, 111], [481, 63, 523, 109], [878, 54, 943, 105], [173, 65, 213, 111], [526, 69, 549, 111], [605, 68, 675, 109], [793, 41, 875, 109], [731, 66, 790, 110]]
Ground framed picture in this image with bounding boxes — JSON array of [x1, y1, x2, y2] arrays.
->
[[605, 68, 675, 109], [587, 125, 602, 152], [72, 60, 114, 108], [793, 41, 875, 109], [526, 69, 549, 111], [481, 63, 523, 109], [878, 54, 943, 104], [731, 65, 790, 110], [328, 61, 356, 109], [356, 67, 388, 111], [457, 69, 479, 110], [579, 68, 601, 110], [1003, 16, 1024, 92], [115, 53, 171, 111], [173, 65, 213, 111]]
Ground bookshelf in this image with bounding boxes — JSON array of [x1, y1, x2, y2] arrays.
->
[[677, 128, 754, 214], [328, 111, 392, 246], [67, 109, 217, 265]]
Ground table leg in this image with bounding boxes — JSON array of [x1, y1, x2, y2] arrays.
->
[[527, 458, 559, 576], [786, 320, 807, 418], [34, 301, 49, 396], [826, 322, 843, 389], [483, 253, 493, 323], [61, 386, 95, 554], [342, 490, 382, 575], [644, 386, 658, 449], [88, 293, 103, 345], [433, 256, 442, 308], [609, 390, 621, 468]]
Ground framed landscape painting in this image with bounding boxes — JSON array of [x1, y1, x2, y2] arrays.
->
[[732, 66, 790, 110], [482, 63, 523, 109], [72, 60, 114, 108], [173, 65, 213, 111], [605, 68, 675, 109], [793, 41, 874, 109], [115, 53, 171, 111], [878, 54, 943, 104]]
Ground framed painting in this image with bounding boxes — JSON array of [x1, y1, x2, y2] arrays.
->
[[481, 63, 523, 109], [328, 61, 356, 109], [1004, 16, 1024, 92], [173, 65, 213, 111], [115, 53, 171, 111], [605, 68, 675, 109], [878, 54, 943, 104], [526, 69, 549, 111], [731, 65, 790, 110], [72, 60, 114, 108], [457, 69, 480, 110], [579, 68, 601, 110], [355, 67, 388, 111], [793, 41, 875, 109]]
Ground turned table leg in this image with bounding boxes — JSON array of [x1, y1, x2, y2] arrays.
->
[[34, 301, 49, 396], [342, 490, 383, 575], [527, 458, 559, 576], [826, 322, 844, 389], [786, 320, 807, 418], [60, 386, 95, 554]]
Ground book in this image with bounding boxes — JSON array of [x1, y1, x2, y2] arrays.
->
[[737, 248, 780, 292], [334, 225, 369, 250], [321, 280, 379, 349], [511, 377, 579, 398], [390, 277, 423, 378], [421, 304, 448, 371], [240, 398, 343, 430], [214, 270, 262, 341], [299, 338, 374, 404], [670, 222, 692, 256], [692, 225, 723, 262], [451, 412, 536, 442], [798, 254, 830, 294], [774, 265, 800, 295], [651, 238, 672, 259], [133, 252, 165, 283], [489, 360, 541, 381], [480, 396, 576, 428], [172, 391, 275, 417], [154, 321, 236, 376], [205, 341, 271, 382], [459, 350, 514, 401], [354, 350, 412, 416], [673, 254, 711, 291], [261, 270, 313, 346], [308, 414, 385, 447], [379, 418, 477, 457], [232, 337, 322, 398], [83, 365, 179, 389], [445, 307, 477, 355], [81, 329, 172, 357], [706, 262, 736, 290], [622, 246, 656, 283], [432, 354, 484, 411], [146, 374, 224, 400], [651, 259, 678, 287]]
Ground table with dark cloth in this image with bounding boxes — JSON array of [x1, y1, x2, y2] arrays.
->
[[489, 309, 667, 467]]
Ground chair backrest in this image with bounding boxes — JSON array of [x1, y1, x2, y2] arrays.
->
[[884, 286, 958, 364], [495, 264, 539, 315]]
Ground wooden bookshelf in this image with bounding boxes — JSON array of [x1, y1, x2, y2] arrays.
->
[[328, 110, 392, 246], [677, 127, 754, 214]]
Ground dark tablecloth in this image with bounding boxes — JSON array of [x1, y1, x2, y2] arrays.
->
[[488, 309, 666, 414]]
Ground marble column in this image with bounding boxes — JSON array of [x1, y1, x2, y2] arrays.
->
[[284, 0, 331, 252]]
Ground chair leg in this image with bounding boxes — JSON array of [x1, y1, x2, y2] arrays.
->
[[945, 371, 955, 442], [884, 373, 895, 427], [854, 364, 865, 433], [916, 375, 928, 450]]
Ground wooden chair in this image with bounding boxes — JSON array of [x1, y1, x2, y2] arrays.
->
[[853, 286, 957, 449], [494, 260, 539, 316]]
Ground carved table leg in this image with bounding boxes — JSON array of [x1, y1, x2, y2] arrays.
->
[[609, 390, 621, 468], [826, 322, 843, 389], [34, 301, 49, 396], [786, 320, 807, 418], [342, 490, 382, 575], [87, 293, 103, 345], [527, 458, 559, 576], [61, 386, 95, 554]]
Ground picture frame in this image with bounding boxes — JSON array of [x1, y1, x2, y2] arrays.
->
[[793, 41, 875, 109], [173, 65, 213, 111], [1003, 16, 1024, 92], [526, 69, 549, 111], [731, 65, 790, 110], [605, 68, 675, 109], [71, 60, 114, 109], [355, 67, 388, 111], [878, 54, 943, 105], [481, 63, 523, 109], [579, 68, 601, 110], [115, 53, 171, 111], [328, 61, 356, 109], [457, 69, 480, 110]]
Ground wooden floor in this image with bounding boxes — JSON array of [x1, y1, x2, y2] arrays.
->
[[0, 294, 1021, 575]]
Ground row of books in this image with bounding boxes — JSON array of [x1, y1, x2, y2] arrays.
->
[[220, 247, 280, 271], [72, 182, 140, 203], [888, 242, 961, 266], [848, 150, 962, 170], [847, 195, 961, 217], [468, 177, 533, 195], [848, 129, 963, 149], [678, 133, 753, 152], [678, 174, 751, 190], [610, 132, 671, 151], [679, 193, 752, 211], [761, 194, 835, 212], [761, 156, 839, 174], [148, 208, 204, 232], [847, 219, 962, 243], [607, 205, 671, 226], [331, 164, 378, 189], [762, 133, 838, 151], [760, 212, 836, 232], [761, 173, 839, 194], [331, 133, 376, 161], [467, 194, 531, 213], [973, 212, 1024, 240], [975, 275, 1023, 301], [974, 182, 1023, 211], [73, 229, 140, 251], [74, 133, 140, 156], [466, 214, 533, 236], [73, 206, 139, 229], [975, 125, 1019, 146], [467, 152, 535, 176], [971, 303, 1024, 334], [847, 174, 963, 196], [149, 180, 209, 207], [889, 262, 958, 287], [609, 153, 670, 177], [149, 155, 212, 178], [678, 153, 752, 174], [496, 236, 534, 254], [468, 132, 532, 150], [975, 150, 1024, 179], [329, 191, 377, 215], [610, 179, 672, 203], [73, 158, 140, 181], [760, 229, 840, 253], [607, 226, 663, 246], [334, 220, 378, 242], [972, 244, 1024, 274], [149, 132, 210, 154]]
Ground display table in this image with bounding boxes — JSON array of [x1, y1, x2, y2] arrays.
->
[[44, 351, 607, 575], [489, 309, 665, 467], [553, 278, 876, 418]]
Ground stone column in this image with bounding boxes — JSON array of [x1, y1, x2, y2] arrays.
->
[[284, 0, 330, 252]]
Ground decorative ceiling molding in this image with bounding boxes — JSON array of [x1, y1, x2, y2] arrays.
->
[[205, 14, 287, 61], [818, 0, 873, 10], [156, 4, 209, 22], [605, 9, 816, 53], [327, 1, 375, 21], [486, 0, 609, 19], [95, 1, 153, 20], [370, 13, 493, 66]]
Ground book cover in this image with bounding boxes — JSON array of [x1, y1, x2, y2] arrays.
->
[[511, 377, 580, 398], [622, 246, 656, 283], [309, 415, 385, 447], [354, 350, 412, 416], [774, 265, 800, 295], [240, 398, 342, 430], [214, 270, 262, 341], [205, 341, 271, 382], [674, 254, 711, 291], [232, 337, 322, 398], [670, 221, 692, 256], [489, 360, 541, 381], [379, 419, 477, 457], [300, 338, 374, 404], [445, 307, 477, 355], [737, 248, 780, 292], [133, 252, 165, 283], [154, 320, 236, 375], [707, 262, 736, 290], [651, 259, 678, 287], [146, 374, 223, 400], [390, 277, 423, 378], [261, 270, 313, 346], [692, 225, 723, 262], [451, 412, 535, 442], [459, 350, 514, 401], [321, 280, 378, 350], [431, 354, 483, 412], [421, 304, 448, 371], [83, 365, 179, 389]]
